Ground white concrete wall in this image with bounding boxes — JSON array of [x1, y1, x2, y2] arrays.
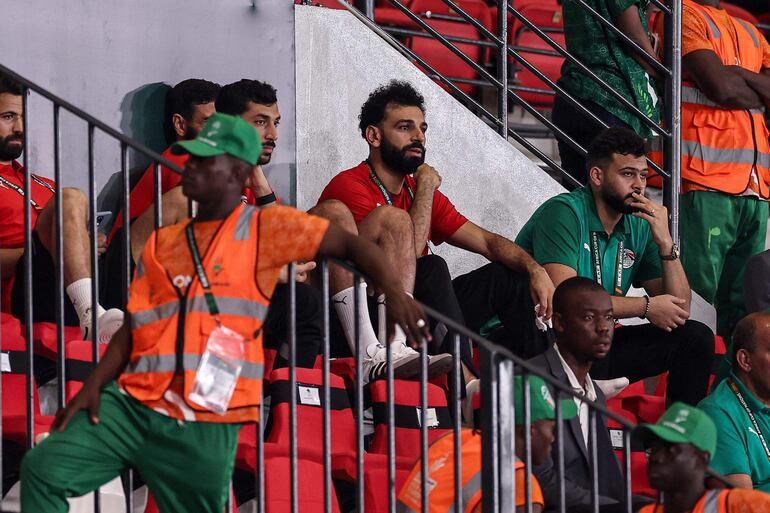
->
[[295, 5, 565, 276], [3, 0, 296, 203]]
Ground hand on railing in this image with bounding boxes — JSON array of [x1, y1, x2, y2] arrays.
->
[[279, 261, 317, 283]]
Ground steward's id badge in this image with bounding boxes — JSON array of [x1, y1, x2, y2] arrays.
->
[[188, 325, 245, 415]]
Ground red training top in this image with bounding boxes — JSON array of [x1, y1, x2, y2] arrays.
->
[[107, 147, 273, 245], [317, 161, 467, 250], [0, 160, 56, 312], [107, 147, 187, 245]]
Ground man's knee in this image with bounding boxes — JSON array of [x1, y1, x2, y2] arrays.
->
[[20, 443, 51, 486], [678, 320, 716, 360], [417, 254, 451, 280], [309, 200, 357, 233], [62, 187, 87, 210], [366, 205, 411, 235]]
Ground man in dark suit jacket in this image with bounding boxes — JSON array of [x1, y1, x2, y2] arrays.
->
[[527, 277, 625, 512]]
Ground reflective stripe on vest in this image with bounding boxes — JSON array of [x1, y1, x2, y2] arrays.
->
[[396, 469, 480, 513], [682, 86, 764, 115], [125, 353, 264, 379], [702, 490, 721, 513], [234, 204, 256, 240], [682, 139, 770, 168], [131, 296, 268, 329]]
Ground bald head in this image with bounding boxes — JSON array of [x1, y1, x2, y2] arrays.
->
[[553, 277, 607, 316]]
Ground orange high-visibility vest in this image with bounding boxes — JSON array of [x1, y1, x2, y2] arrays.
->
[[397, 428, 543, 513], [638, 488, 757, 513], [672, 0, 770, 196], [119, 204, 267, 423]]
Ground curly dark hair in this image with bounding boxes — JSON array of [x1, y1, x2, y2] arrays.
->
[[358, 80, 425, 139], [586, 127, 646, 172], [216, 79, 278, 116]]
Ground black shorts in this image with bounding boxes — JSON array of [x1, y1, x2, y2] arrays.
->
[[10, 231, 79, 326]]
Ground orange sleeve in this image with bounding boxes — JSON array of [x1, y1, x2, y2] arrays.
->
[[256, 206, 330, 296], [760, 32, 770, 69], [514, 467, 544, 507], [682, 5, 715, 57], [724, 489, 770, 513]]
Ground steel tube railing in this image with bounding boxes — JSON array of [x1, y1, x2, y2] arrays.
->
[[53, 104, 66, 412]]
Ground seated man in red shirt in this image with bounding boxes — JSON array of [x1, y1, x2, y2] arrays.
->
[[315, 81, 555, 382], [101, 78, 221, 312], [0, 74, 123, 343]]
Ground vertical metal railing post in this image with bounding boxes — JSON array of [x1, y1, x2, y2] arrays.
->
[[419, 335, 429, 513], [589, 409, 599, 513], [53, 105, 66, 411], [452, 334, 462, 513], [353, 275, 365, 513], [288, 263, 299, 513], [496, 0, 508, 135], [386, 303, 396, 513], [663, 0, 682, 244], [499, 361, 516, 513], [623, 430, 633, 513], [21, 86, 35, 451], [480, 348, 499, 513], [555, 392, 567, 513], [321, 260, 333, 513], [355, 0, 374, 19]]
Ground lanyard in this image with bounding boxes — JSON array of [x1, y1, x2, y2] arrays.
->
[[0, 174, 55, 211], [185, 223, 222, 325], [367, 161, 414, 206], [729, 378, 770, 461], [590, 232, 624, 296]]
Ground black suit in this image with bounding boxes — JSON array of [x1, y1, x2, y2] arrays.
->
[[527, 347, 625, 512]]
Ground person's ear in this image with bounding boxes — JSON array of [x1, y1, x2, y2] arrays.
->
[[736, 348, 752, 373], [588, 166, 603, 188], [365, 125, 382, 148], [172, 113, 187, 139], [552, 312, 564, 333]]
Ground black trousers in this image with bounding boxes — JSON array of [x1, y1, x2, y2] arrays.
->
[[551, 95, 633, 190], [262, 282, 324, 370], [414, 257, 550, 368], [590, 320, 715, 405]]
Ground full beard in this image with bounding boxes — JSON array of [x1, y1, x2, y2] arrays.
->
[[380, 138, 425, 176], [602, 187, 636, 215], [0, 134, 23, 162]]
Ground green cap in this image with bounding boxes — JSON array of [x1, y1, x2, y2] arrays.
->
[[515, 375, 578, 425], [633, 402, 717, 457], [172, 113, 263, 166]]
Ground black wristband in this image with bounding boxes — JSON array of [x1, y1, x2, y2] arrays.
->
[[256, 192, 276, 206]]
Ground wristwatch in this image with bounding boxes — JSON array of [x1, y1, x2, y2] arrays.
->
[[660, 243, 680, 261]]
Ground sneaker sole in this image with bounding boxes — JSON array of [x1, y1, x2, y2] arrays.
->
[[370, 353, 454, 382]]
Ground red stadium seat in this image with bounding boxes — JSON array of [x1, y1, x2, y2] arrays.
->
[[368, 379, 453, 456], [28, 322, 84, 360], [63, 340, 107, 400], [510, 4, 564, 108], [605, 405, 655, 498]]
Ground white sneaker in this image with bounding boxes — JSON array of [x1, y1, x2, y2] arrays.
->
[[82, 308, 124, 344], [362, 343, 453, 384]]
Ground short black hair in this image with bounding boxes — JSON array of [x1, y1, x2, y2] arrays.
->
[[553, 277, 606, 315], [358, 80, 425, 139], [0, 74, 24, 97], [216, 79, 278, 116], [164, 79, 221, 142], [586, 127, 646, 172]]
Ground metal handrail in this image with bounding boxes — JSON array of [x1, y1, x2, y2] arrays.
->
[[0, 63, 183, 176]]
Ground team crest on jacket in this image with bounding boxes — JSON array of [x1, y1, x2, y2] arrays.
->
[[622, 249, 635, 269]]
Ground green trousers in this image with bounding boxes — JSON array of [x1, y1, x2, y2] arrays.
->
[[20, 382, 240, 513], [680, 191, 768, 340]]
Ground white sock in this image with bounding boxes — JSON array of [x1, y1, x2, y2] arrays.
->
[[332, 283, 381, 358], [66, 278, 105, 324], [378, 293, 407, 348]]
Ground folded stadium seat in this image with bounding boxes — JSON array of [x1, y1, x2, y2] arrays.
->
[[63, 340, 107, 401], [410, 0, 493, 33], [1, 312, 21, 336], [605, 406, 656, 498], [28, 321, 84, 361], [510, 4, 564, 109], [409, 18, 484, 95], [1, 332, 54, 447], [368, 379, 453, 456], [721, 2, 760, 24], [620, 389, 665, 424]]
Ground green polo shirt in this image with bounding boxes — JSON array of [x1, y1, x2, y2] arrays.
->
[[515, 187, 661, 296], [698, 373, 770, 492]]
